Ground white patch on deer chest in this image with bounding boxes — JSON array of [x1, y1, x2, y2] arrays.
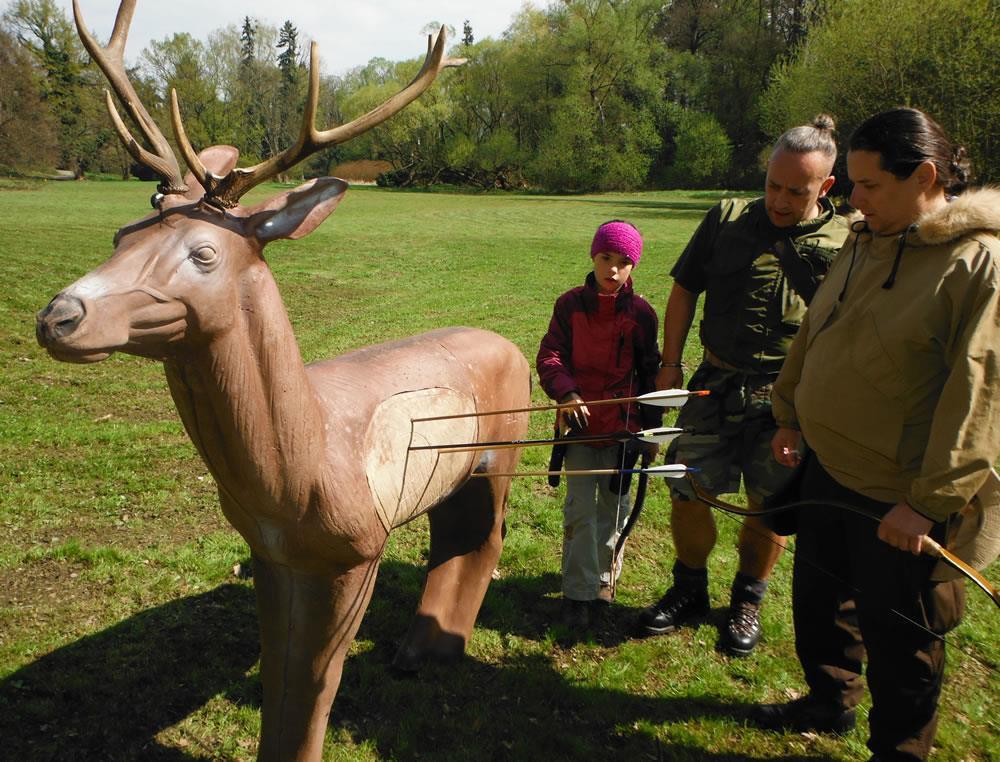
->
[[363, 387, 477, 532]]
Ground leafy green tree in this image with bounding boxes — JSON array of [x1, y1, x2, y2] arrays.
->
[[4, 0, 103, 175], [659, 104, 732, 188], [503, 0, 666, 190], [210, 19, 281, 164], [653, 0, 834, 186], [0, 24, 58, 172], [761, 0, 1000, 183], [444, 38, 528, 187], [343, 55, 456, 185], [140, 33, 225, 150]]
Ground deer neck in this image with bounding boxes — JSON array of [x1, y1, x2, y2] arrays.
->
[[165, 268, 327, 514]]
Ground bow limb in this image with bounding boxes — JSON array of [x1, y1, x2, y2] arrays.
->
[[613, 470, 648, 572], [685, 475, 1000, 611], [921, 536, 1000, 610], [686, 476, 787, 518]]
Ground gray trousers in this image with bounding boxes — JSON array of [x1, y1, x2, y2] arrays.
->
[[562, 444, 632, 600]]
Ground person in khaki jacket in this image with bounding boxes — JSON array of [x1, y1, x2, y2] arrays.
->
[[754, 108, 1000, 761]]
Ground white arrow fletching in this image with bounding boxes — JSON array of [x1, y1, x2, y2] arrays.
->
[[641, 464, 694, 478], [634, 426, 685, 443], [635, 389, 709, 407]]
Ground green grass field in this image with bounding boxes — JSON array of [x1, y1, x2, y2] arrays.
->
[[1, 180, 996, 760]]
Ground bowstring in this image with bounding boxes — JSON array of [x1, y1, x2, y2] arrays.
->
[[610, 372, 635, 600]]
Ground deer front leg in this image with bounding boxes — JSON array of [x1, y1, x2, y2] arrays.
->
[[252, 555, 380, 762]]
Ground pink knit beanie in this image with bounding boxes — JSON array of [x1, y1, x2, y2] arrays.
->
[[590, 221, 643, 266]]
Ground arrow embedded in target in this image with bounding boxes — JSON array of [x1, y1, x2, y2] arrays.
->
[[412, 388, 709, 423], [470, 464, 697, 479], [410, 426, 689, 453]]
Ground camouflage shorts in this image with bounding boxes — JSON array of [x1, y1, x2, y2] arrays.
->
[[666, 360, 797, 503]]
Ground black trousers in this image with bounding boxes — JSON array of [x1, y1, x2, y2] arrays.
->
[[793, 455, 965, 761]]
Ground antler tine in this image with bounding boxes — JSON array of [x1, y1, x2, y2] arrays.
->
[[73, 0, 188, 194], [170, 89, 217, 196], [310, 27, 465, 147], [183, 25, 463, 208]]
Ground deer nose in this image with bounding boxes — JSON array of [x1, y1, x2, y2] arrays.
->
[[36, 294, 85, 344]]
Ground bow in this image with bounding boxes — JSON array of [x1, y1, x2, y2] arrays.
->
[[686, 476, 1000, 610], [612, 455, 651, 583]]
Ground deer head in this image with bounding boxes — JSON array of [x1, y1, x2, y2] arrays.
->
[[37, 0, 463, 363]]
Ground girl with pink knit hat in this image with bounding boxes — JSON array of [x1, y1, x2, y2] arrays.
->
[[536, 220, 663, 630]]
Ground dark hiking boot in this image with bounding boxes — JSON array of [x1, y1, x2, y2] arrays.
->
[[751, 695, 857, 734], [636, 585, 710, 636], [720, 600, 761, 656]]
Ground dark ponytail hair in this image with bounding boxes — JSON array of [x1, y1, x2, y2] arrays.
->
[[849, 108, 971, 196]]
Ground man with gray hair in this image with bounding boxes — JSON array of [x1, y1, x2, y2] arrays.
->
[[635, 116, 850, 656]]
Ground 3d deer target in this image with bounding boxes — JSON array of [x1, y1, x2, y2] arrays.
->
[[35, 3, 530, 758]]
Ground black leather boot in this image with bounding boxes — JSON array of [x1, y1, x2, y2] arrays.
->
[[720, 599, 761, 656], [636, 584, 710, 636]]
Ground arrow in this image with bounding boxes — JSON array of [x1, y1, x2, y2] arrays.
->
[[411, 389, 710, 422], [471, 464, 697, 479], [410, 426, 688, 453]]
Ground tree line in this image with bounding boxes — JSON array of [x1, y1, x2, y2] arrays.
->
[[2, 0, 997, 191]]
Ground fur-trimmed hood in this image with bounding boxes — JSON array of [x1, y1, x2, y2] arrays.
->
[[916, 186, 1000, 245], [844, 187, 1000, 246]]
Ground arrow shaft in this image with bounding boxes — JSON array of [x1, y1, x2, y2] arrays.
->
[[472, 466, 689, 479], [412, 395, 645, 422], [471, 468, 635, 478], [410, 431, 628, 452], [411, 390, 708, 423]]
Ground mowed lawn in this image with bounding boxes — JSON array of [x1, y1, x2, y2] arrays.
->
[[0, 180, 996, 760]]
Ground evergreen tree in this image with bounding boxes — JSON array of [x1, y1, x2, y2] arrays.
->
[[277, 20, 299, 83], [240, 16, 256, 65]]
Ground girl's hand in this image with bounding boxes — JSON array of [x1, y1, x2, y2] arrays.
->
[[771, 427, 802, 467], [558, 393, 590, 432]]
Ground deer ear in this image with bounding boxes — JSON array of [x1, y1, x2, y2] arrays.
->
[[181, 146, 240, 200], [245, 178, 349, 242]]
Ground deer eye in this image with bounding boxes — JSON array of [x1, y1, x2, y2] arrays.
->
[[189, 245, 219, 270]]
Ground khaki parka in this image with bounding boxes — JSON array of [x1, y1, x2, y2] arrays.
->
[[772, 188, 1000, 522]]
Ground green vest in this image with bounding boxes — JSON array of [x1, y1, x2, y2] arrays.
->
[[672, 198, 850, 376]]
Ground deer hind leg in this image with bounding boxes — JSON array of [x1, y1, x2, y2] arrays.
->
[[392, 470, 513, 672], [253, 555, 380, 762]]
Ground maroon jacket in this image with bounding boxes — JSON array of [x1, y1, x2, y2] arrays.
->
[[537, 272, 662, 440]]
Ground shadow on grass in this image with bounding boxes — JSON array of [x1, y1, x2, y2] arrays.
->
[[0, 583, 259, 760], [514, 195, 719, 220], [0, 564, 827, 761]]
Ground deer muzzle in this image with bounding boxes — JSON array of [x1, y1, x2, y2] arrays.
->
[[36, 294, 85, 344]]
